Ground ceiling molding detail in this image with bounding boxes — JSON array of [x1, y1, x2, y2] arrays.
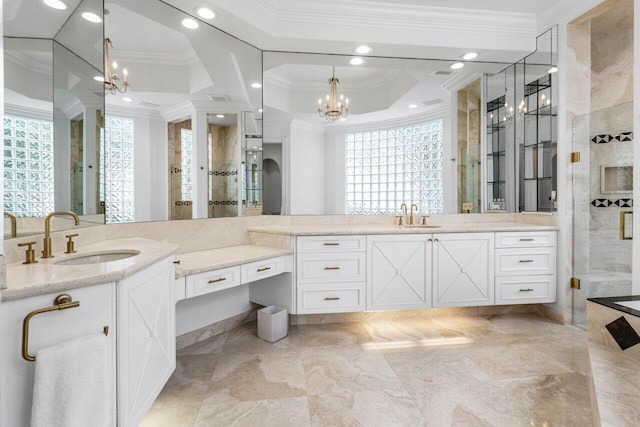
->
[[265, 69, 402, 93], [5, 104, 53, 122], [211, 0, 537, 40], [440, 71, 484, 93], [5, 51, 52, 75], [113, 50, 199, 66], [537, 0, 606, 32], [324, 106, 450, 135]]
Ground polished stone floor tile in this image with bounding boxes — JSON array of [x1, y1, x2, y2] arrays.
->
[[195, 396, 311, 427], [142, 313, 592, 426], [302, 345, 403, 396], [308, 388, 428, 427], [152, 354, 220, 409], [297, 322, 374, 348]]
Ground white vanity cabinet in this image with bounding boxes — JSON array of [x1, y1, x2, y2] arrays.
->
[[494, 231, 556, 304], [117, 255, 176, 427], [0, 283, 117, 427], [296, 236, 367, 314], [368, 235, 432, 311], [432, 233, 494, 307]]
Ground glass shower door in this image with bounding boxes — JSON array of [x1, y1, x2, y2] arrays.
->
[[572, 102, 634, 329]]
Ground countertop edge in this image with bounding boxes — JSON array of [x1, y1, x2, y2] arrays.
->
[[246, 224, 559, 236], [3, 238, 179, 302], [174, 245, 293, 278]]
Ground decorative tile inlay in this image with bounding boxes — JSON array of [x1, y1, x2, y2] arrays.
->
[[590, 132, 633, 144], [614, 198, 633, 208], [605, 316, 640, 351], [591, 134, 614, 144], [591, 199, 613, 207], [617, 132, 633, 142]]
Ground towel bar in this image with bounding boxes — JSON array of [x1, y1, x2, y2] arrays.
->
[[22, 294, 109, 362]]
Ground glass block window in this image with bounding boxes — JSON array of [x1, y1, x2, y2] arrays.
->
[[3, 115, 55, 217], [345, 120, 444, 215], [181, 128, 193, 201], [102, 116, 135, 223]]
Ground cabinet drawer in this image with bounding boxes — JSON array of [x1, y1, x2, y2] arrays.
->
[[297, 283, 365, 314], [297, 235, 366, 253], [495, 231, 555, 248], [496, 276, 555, 304], [241, 256, 288, 284], [297, 253, 366, 283], [496, 248, 555, 276], [186, 266, 241, 298]]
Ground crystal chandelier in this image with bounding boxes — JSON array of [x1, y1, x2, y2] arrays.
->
[[317, 67, 349, 121], [103, 38, 130, 95]]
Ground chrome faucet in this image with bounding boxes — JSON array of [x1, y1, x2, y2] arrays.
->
[[42, 211, 80, 258], [409, 204, 418, 225], [4, 212, 17, 238]]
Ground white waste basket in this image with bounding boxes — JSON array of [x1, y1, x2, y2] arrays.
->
[[258, 305, 288, 342]]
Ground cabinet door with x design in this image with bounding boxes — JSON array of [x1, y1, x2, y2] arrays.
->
[[367, 235, 432, 311], [432, 233, 494, 307]]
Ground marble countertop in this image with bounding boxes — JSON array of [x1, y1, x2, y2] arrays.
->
[[3, 237, 179, 302], [247, 222, 558, 236], [175, 245, 293, 278]]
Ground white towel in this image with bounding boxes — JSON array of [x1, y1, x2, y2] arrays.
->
[[31, 333, 109, 427]]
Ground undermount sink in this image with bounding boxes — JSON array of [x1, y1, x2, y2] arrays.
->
[[402, 224, 442, 228], [53, 250, 140, 266]]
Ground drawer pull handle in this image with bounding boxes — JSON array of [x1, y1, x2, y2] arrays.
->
[[324, 297, 341, 301], [257, 267, 272, 272], [208, 277, 227, 284], [519, 238, 535, 242], [519, 260, 534, 263], [323, 243, 340, 246], [324, 267, 341, 270], [519, 288, 535, 292]]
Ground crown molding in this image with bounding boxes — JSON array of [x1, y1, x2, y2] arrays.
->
[[440, 71, 483, 93], [113, 50, 199, 66], [5, 104, 53, 122], [537, 0, 605, 32], [4, 51, 52, 75], [324, 106, 450, 135], [219, 0, 537, 40], [105, 104, 163, 120], [265, 69, 402, 93]]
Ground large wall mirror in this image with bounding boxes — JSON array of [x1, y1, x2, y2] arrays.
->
[[3, 0, 104, 239], [3, 0, 557, 239]]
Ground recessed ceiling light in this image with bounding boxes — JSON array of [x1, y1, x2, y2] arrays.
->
[[93, 75, 105, 82], [461, 52, 478, 60], [258, 108, 263, 113], [251, 82, 262, 88], [409, 104, 418, 108], [43, 0, 68, 10], [181, 18, 199, 29], [216, 114, 225, 118], [81, 11, 102, 23], [122, 97, 133, 102], [450, 62, 465, 70], [349, 57, 364, 66], [355, 45, 371, 54], [196, 7, 215, 19], [548, 66, 558, 74]]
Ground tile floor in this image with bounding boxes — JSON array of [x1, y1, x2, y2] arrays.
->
[[141, 313, 592, 427]]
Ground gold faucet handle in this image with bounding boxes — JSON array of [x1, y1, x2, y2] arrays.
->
[[421, 215, 430, 225], [395, 215, 404, 226], [18, 241, 38, 265], [65, 233, 79, 254]]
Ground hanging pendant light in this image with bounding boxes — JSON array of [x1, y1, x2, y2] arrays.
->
[[317, 66, 349, 121]]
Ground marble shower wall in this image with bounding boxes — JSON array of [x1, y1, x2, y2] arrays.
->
[[69, 118, 83, 213], [208, 123, 238, 218], [168, 120, 193, 220], [457, 79, 482, 213], [588, 103, 633, 273]]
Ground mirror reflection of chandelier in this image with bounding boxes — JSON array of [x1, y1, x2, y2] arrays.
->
[[317, 66, 349, 121], [103, 38, 130, 95]]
